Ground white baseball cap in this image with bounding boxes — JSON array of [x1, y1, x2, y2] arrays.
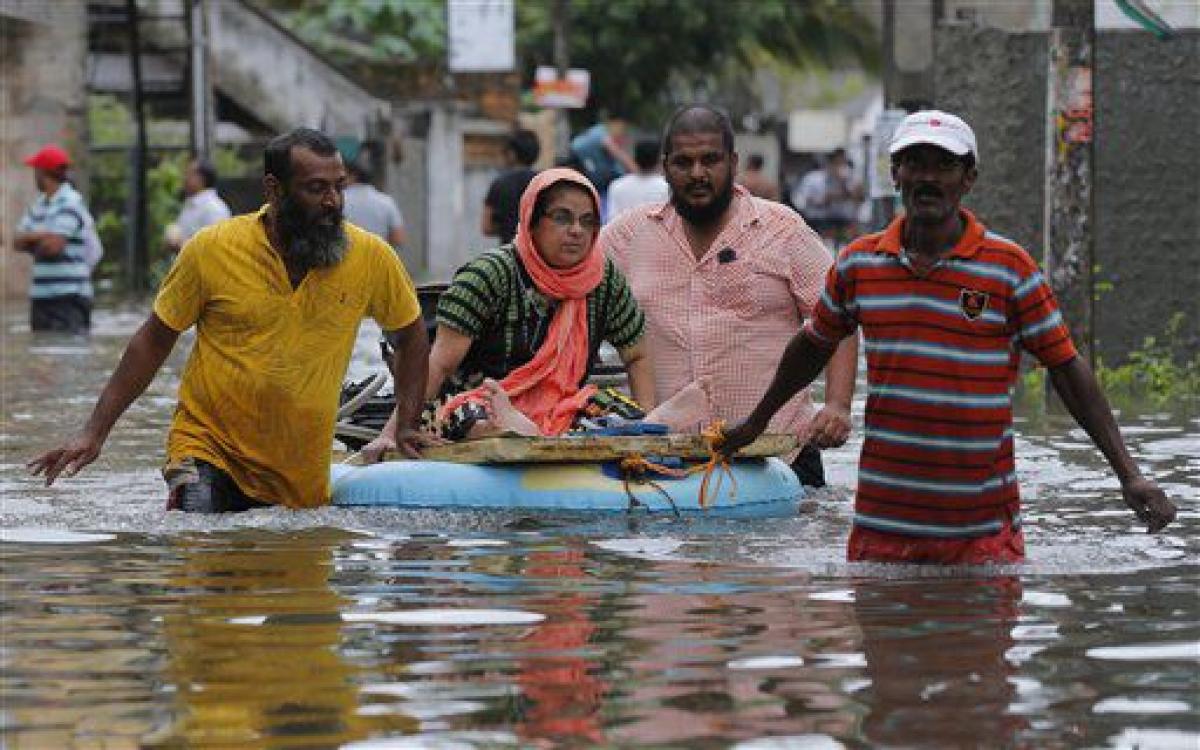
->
[[889, 110, 979, 166]]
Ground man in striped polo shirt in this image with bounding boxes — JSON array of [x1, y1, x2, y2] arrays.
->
[[724, 110, 1175, 564], [13, 144, 96, 333]]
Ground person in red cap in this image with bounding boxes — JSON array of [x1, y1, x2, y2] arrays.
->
[[13, 143, 98, 333], [721, 109, 1176, 564]]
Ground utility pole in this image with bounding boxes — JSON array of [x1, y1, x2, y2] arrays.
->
[[552, 0, 570, 160], [125, 0, 149, 294], [1044, 0, 1095, 365], [187, 0, 214, 160]]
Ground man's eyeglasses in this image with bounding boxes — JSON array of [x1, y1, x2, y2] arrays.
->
[[545, 208, 600, 231]]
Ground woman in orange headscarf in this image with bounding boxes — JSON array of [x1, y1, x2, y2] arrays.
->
[[364, 168, 656, 454]]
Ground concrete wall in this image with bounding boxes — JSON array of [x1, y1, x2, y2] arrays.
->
[[1092, 31, 1200, 363], [934, 27, 1048, 259], [0, 2, 88, 300], [390, 131, 427, 279], [210, 0, 386, 138], [934, 26, 1199, 364], [423, 107, 465, 282]]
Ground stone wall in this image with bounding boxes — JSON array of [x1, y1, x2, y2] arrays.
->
[[0, 2, 88, 300], [934, 26, 1199, 364]]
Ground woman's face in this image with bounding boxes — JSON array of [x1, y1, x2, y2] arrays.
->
[[531, 185, 599, 269]]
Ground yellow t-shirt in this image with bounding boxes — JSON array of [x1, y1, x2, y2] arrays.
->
[[153, 208, 420, 508]]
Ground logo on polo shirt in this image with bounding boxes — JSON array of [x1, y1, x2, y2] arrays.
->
[[959, 288, 989, 320]]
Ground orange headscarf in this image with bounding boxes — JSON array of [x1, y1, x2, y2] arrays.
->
[[441, 168, 604, 435]]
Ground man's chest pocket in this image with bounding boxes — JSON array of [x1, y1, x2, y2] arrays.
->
[[704, 258, 787, 320], [305, 284, 368, 332]]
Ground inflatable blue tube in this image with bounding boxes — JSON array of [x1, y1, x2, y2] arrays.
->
[[331, 457, 804, 518]]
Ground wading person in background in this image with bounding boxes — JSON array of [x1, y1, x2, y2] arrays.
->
[[722, 110, 1176, 562], [738, 153, 780, 202], [604, 137, 668, 222], [165, 158, 231, 254], [343, 159, 407, 251], [600, 104, 859, 488], [482, 129, 541, 246], [793, 148, 862, 249], [570, 116, 638, 211], [12, 144, 98, 333], [29, 127, 434, 512]]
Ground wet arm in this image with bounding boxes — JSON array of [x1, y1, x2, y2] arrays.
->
[[823, 333, 857, 411], [1049, 356, 1138, 480], [723, 333, 836, 453], [1048, 355, 1176, 530], [373, 325, 470, 443], [808, 332, 858, 448], [425, 326, 473, 401], [28, 314, 179, 483], [383, 318, 431, 437], [82, 314, 180, 442], [618, 339, 655, 410]]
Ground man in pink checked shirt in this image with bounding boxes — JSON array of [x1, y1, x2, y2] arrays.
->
[[600, 104, 859, 487]]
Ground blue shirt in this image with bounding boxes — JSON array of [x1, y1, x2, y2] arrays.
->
[[17, 183, 94, 300], [570, 124, 625, 191]]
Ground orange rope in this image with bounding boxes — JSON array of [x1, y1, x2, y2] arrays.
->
[[619, 453, 684, 516], [619, 453, 690, 479], [692, 420, 738, 509], [616, 421, 739, 512]]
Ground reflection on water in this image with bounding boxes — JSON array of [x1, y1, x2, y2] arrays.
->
[[2, 302, 1198, 747]]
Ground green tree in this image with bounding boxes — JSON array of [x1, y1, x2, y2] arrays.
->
[[263, 0, 878, 123], [264, 0, 445, 65], [518, 0, 879, 123]]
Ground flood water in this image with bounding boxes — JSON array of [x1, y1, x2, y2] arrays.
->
[[2, 302, 1197, 749]]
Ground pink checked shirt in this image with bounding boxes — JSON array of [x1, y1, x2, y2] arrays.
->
[[601, 187, 833, 443]]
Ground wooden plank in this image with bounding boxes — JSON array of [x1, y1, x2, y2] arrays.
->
[[341, 433, 797, 466]]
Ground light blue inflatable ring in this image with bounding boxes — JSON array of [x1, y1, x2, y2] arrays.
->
[[331, 457, 804, 518]]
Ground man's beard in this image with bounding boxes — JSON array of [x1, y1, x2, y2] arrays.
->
[[276, 191, 347, 270], [671, 176, 735, 227]]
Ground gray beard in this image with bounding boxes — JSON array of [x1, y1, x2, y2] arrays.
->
[[277, 194, 348, 270], [284, 223, 347, 269]]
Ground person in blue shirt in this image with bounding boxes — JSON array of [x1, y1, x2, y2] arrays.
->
[[569, 118, 637, 199]]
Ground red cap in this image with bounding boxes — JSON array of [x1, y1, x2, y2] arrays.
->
[[23, 144, 71, 171]]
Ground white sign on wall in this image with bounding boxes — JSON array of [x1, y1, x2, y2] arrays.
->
[[447, 0, 515, 72]]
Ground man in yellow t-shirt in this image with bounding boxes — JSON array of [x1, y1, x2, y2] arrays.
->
[[29, 128, 433, 511]]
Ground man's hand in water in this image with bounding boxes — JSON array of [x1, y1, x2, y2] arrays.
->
[[1121, 476, 1176, 532], [28, 431, 104, 486]]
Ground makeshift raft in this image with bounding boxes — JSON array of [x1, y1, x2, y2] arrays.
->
[[331, 434, 805, 517]]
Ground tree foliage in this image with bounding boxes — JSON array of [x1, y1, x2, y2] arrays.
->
[[265, 0, 446, 65], [517, 0, 878, 123], [262, 0, 878, 123]]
